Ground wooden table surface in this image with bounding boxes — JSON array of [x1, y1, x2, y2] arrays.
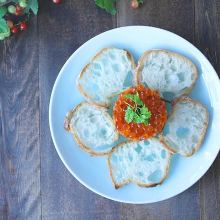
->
[[0, 0, 220, 219]]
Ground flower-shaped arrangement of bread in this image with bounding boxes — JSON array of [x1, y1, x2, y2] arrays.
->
[[64, 48, 209, 189]]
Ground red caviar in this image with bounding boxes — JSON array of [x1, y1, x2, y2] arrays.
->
[[113, 85, 167, 140]]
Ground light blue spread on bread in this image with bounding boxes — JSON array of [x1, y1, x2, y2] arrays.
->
[[161, 97, 208, 156], [136, 50, 198, 101], [108, 138, 171, 188]]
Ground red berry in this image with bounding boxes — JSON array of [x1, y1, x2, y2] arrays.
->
[[15, 10, 22, 16], [15, 4, 23, 15], [53, 0, 61, 4], [20, 22, 27, 31], [131, 0, 139, 9], [11, 26, 19, 34]]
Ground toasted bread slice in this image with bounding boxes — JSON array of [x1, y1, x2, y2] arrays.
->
[[160, 97, 209, 156], [77, 48, 136, 107], [136, 50, 198, 100], [64, 102, 119, 156], [108, 138, 171, 189]]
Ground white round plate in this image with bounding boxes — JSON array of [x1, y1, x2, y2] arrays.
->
[[49, 26, 220, 204]]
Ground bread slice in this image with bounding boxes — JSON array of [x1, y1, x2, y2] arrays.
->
[[77, 48, 136, 107], [108, 138, 171, 189], [64, 102, 119, 156], [160, 97, 209, 156], [136, 50, 198, 101]]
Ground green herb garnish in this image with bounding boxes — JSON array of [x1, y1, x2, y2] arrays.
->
[[124, 92, 151, 125]]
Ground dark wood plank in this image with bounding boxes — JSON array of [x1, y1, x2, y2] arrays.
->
[[116, 0, 195, 43], [116, 1, 200, 220], [38, 1, 119, 219], [0, 95, 7, 220], [195, 1, 220, 220], [0, 17, 40, 219], [195, 0, 220, 75]]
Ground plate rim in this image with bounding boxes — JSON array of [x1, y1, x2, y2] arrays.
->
[[49, 25, 220, 204]]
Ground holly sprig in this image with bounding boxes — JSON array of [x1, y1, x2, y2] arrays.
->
[[124, 92, 151, 125], [0, 0, 39, 40]]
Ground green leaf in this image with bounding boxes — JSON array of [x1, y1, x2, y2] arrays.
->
[[133, 92, 143, 106], [140, 106, 151, 124], [124, 93, 134, 101], [95, 0, 117, 15], [140, 106, 151, 117], [0, 0, 7, 6], [124, 91, 151, 125], [133, 113, 143, 123], [24, 0, 38, 15], [0, 18, 10, 40], [125, 106, 135, 123], [125, 92, 143, 106], [138, 0, 144, 4], [0, 7, 7, 18]]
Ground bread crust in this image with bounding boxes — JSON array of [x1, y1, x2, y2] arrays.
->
[[64, 102, 119, 156], [77, 48, 136, 108], [159, 96, 209, 157], [107, 138, 172, 189], [135, 49, 198, 97]]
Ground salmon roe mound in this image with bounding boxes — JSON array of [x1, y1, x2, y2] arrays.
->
[[113, 85, 167, 140]]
